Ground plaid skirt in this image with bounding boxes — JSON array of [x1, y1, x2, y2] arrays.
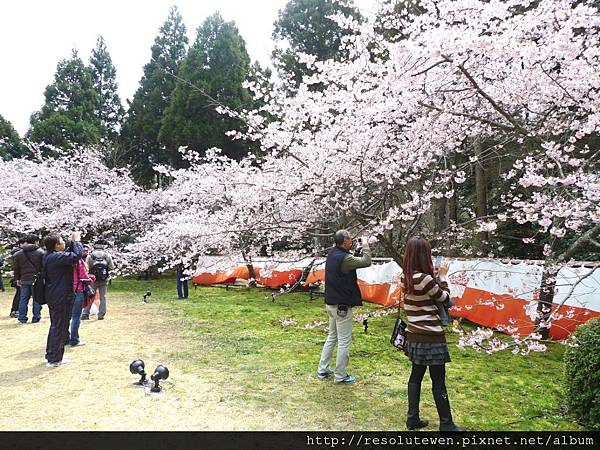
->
[[405, 340, 451, 366]]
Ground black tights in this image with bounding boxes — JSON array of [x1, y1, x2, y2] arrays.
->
[[408, 363, 446, 391]]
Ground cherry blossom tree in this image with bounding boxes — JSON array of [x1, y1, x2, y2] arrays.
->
[[144, 0, 598, 351], [0, 145, 157, 265], [2, 0, 597, 354]]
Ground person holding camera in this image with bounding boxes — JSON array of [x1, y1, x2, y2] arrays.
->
[[400, 236, 464, 431], [317, 229, 372, 384], [43, 232, 83, 368]]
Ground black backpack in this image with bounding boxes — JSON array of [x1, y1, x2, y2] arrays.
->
[[90, 252, 110, 282]]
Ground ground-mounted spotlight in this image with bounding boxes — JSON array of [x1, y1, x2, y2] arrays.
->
[[129, 359, 148, 386], [149, 365, 170, 393], [142, 290, 152, 303]]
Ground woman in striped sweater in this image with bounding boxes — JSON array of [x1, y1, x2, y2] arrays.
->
[[400, 237, 464, 432]]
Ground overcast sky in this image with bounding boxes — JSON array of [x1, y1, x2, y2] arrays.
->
[[0, 0, 378, 136]]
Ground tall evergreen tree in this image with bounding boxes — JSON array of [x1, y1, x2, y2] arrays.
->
[[159, 13, 254, 166], [0, 115, 26, 160], [272, 0, 363, 89], [27, 49, 101, 154], [120, 6, 188, 186], [89, 35, 124, 142]]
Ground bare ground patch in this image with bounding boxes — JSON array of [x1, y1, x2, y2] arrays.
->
[[0, 290, 283, 430]]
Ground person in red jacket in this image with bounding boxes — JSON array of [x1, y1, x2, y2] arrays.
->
[[68, 255, 92, 346]]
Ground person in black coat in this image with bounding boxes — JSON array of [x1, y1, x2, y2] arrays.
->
[[43, 232, 83, 367], [9, 238, 26, 317], [13, 235, 45, 323]]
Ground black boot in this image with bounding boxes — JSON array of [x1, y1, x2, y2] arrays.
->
[[432, 388, 465, 432], [406, 382, 429, 430]]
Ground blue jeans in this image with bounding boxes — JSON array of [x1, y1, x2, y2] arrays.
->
[[177, 271, 188, 298], [68, 292, 84, 345], [18, 284, 42, 323]]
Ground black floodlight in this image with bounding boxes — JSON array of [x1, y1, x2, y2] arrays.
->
[[150, 365, 170, 393], [129, 359, 148, 386], [142, 290, 152, 303]]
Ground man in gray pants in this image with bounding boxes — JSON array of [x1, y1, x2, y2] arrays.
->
[[81, 241, 115, 321], [317, 230, 371, 384]]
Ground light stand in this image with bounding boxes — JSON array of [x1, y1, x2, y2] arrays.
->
[[149, 365, 170, 393], [142, 290, 152, 303], [129, 359, 148, 386]]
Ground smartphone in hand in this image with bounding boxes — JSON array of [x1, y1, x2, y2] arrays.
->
[[434, 256, 443, 270]]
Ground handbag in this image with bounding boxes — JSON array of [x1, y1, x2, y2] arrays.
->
[[75, 260, 96, 301], [82, 279, 96, 299], [390, 292, 408, 352]]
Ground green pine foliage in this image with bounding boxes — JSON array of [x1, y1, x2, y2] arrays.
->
[[120, 6, 189, 186], [158, 12, 256, 165], [27, 49, 101, 154], [563, 316, 600, 429], [272, 0, 363, 89], [0, 114, 26, 160], [89, 35, 124, 143]]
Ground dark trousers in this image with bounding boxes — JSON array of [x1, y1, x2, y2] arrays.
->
[[409, 363, 446, 391], [46, 296, 73, 363], [177, 271, 188, 298], [11, 286, 21, 312]]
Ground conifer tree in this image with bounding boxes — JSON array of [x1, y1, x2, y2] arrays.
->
[[120, 6, 188, 186], [27, 49, 101, 154], [159, 13, 254, 165], [90, 35, 124, 142], [0, 114, 26, 160], [272, 0, 363, 89]]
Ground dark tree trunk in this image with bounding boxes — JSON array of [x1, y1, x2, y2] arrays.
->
[[434, 197, 447, 233], [474, 139, 488, 251]]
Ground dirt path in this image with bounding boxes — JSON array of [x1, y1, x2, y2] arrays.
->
[[0, 290, 282, 430]]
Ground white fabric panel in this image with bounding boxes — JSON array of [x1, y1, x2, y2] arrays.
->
[[446, 259, 543, 301], [357, 260, 402, 284], [554, 266, 600, 312]]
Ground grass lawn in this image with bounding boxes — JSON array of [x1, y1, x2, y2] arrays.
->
[[110, 277, 583, 431]]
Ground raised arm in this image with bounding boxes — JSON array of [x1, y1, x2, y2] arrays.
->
[[341, 239, 372, 272], [54, 241, 84, 267], [423, 274, 450, 304]]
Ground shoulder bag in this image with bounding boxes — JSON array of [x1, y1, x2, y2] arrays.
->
[[390, 291, 408, 352]]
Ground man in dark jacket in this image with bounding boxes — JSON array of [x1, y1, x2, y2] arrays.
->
[[317, 230, 371, 384], [43, 232, 83, 367], [8, 238, 26, 317], [13, 235, 45, 324]]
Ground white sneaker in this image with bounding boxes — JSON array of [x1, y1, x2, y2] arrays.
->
[[71, 340, 86, 347], [46, 356, 71, 367]]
